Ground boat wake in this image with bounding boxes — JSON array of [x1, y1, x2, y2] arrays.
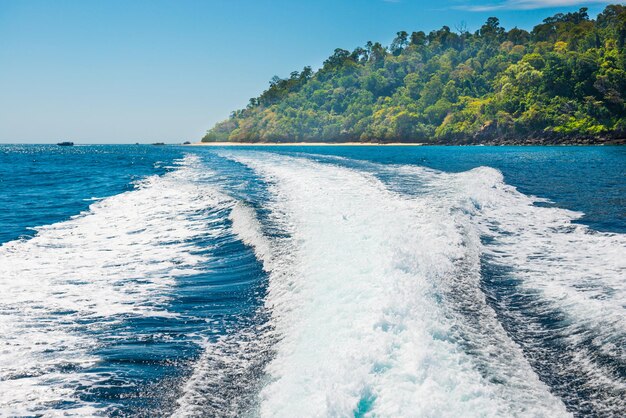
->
[[214, 153, 570, 417], [1, 150, 624, 417], [0, 155, 230, 416]]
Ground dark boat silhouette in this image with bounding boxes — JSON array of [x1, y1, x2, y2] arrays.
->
[[56, 141, 74, 146]]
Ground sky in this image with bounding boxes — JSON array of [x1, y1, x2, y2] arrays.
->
[[0, 0, 618, 143]]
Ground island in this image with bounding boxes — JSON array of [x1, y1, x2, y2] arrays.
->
[[203, 5, 626, 145]]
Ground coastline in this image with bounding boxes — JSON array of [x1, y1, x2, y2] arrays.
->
[[187, 140, 626, 146], [189, 142, 424, 146]]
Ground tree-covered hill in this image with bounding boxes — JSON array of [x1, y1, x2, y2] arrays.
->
[[203, 5, 626, 144]]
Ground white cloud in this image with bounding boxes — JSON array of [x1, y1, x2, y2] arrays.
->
[[459, 0, 613, 11]]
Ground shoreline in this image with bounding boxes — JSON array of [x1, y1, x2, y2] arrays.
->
[[189, 142, 425, 147], [187, 140, 625, 146]]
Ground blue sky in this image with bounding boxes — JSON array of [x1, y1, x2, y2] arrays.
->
[[0, 0, 617, 143]]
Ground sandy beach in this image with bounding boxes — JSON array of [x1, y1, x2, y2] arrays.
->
[[189, 142, 424, 146]]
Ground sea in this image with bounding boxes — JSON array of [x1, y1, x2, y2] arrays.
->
[[0, 144, 624, 417]]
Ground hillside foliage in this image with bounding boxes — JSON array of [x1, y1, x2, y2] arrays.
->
[[203, 5, 626, 143]]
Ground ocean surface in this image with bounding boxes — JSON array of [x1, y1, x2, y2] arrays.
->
[[0, 144, 624, 417]]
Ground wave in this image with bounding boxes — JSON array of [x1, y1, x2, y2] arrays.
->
[[266, 153, 626, 414], [4, 149, 623, 416], [171, 202, 275, 418], [220, 152, 571, 417], [437, 165, 626, 414], [0, 155, 230, 416]]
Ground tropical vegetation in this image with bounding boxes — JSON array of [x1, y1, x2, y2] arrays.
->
[[203, 5, 626, 144]]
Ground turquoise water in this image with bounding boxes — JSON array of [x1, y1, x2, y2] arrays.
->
[[0, 144, 624, 416]]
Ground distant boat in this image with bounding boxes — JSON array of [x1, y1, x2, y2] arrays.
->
[[151, 142, 166, 146], [183, 141, 191, 145], [56, 141, 74, 146]]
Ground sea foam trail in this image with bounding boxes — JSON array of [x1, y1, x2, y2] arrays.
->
[[441, 166, 626, 414], [225, 152, 569, 418], [171, 202, 275, 418], [0, 155, 228, 416], [370, 162, 626, 415]]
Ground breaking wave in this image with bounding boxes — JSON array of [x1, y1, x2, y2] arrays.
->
[[3, 149, 623, 417], [0, 155, 229, 416], [215, 152, 578, 417]]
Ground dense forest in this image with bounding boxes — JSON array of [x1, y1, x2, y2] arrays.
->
[[203, 5, 626, 144]]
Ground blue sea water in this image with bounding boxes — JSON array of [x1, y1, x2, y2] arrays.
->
[[0, 144, 624, 416]]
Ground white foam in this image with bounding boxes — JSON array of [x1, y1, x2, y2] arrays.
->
[[446, 166, 626, 404], [229, 202, 273, 270], [171, 201, 276, 418], [381, 162, 626, 312], [171, 323, 273, 418], [372, 162, 626, 412], [224, 152, 569, 418], [457, 166, 626, 324], [0, 155, 229, 416]]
